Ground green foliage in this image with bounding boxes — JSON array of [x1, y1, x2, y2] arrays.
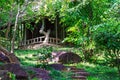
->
[[94, 31, 120, 72], [59, 0, 118, 47], [0, 37, 10, 50], [36, 47, 53, 68], [0, 0, 35, 52], [1, 0, 120, 78], [15, 49, 39, 66], [15, 47, 120, 80], [35, 0, 62, 22], [59, 0, 110, 48], [93, 0, 120, 73], [49, 69, 72, 80], [77, 62, 119, 80], [8, 72, 16, 80], [94, 32, 120, 50]]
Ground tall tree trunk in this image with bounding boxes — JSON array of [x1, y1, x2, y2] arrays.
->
[[39, 19, 51, 44], [55, 16, 58, 44], [5, 10, 13, 39], [5, 22, 11, 38], [11, 4, 20, 53]]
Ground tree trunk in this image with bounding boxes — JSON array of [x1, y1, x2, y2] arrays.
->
[[11, 4, 20, 53], [5, 10, 13, 39], [0, 45, 19, 64], [5, 22, 11, 38], [43, 29, 51, 44], [0, 46, 10, 55], [55, 16, 58, 44], [39, 19, 51, 44]]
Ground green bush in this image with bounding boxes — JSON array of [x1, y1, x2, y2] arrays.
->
[[94, 31, 120, 74], [8, 72, 16, 80], [36, 47, 53, 68], [49, 69, 72, 80]]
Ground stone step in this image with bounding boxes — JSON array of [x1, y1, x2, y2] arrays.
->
[[71, 75, 86, 80], [65, 66, 89, 80], [71, 68, 85, 71], [66, 66, 76, 70], [72, 72, 89, 76], [68, 66, 76, 68], [71, 69, 86, 72]]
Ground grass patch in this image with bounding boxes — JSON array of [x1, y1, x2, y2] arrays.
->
[[15, 49, 39, 66], [14, 47, 120, 80], [49, 69, 72, 80], [76, 62, 120, 80]]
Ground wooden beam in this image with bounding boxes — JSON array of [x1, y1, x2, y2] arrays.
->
[[55, 17, 58, 44], [63, 27, 65, 39], [23, 23, 26, 45]]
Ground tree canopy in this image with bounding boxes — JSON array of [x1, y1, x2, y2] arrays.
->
[[0, 0, 120, 77]]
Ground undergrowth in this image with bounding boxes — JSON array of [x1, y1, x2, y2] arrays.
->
[[15, 47, 120, 80]]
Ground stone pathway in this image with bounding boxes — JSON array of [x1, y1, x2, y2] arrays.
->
[[66, 66, 89, 80], [50, 64, 89, 80], [0, 63, 89, 80]]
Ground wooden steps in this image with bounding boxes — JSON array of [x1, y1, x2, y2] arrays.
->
[[65, 66, 89, 80]]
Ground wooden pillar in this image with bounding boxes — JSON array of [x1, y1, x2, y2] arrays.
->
[[18, 24, 20, 46], [21, 24, 23, 41], [63, 27, 65, 39], [25, 26, 26, 45], [55, 17, 58, 44], [23, 23, 26, 45], [20, 23, 23, 46], [10, 25, 12, 47]]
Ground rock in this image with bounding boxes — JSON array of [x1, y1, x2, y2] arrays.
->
[[0, 63, 28, 79], [51, 51, 82, 64], [71, 69, 85, 72], [27, 67, 51, 80], [0, 70, 10, 80], [70, 68, 85, 71], [49, 64, 66, 71]]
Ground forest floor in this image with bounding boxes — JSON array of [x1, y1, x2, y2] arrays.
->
[[15, 47, 120, 80]]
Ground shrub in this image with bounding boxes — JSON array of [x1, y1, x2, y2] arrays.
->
[[49, 69, 72, 80], [8, 72, 16, 80], [36, 47, 53, 68], [94, 32, 120, 74]]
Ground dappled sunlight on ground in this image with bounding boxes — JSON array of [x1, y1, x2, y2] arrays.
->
[[14, 48, 120, 80], [76, 62, 119, 80]]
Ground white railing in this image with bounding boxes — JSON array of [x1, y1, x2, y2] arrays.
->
[[20, 36, 61, 46], [49, 37, 61, 44]]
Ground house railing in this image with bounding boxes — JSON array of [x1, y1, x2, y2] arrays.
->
[[20, 36, 61, 46]]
